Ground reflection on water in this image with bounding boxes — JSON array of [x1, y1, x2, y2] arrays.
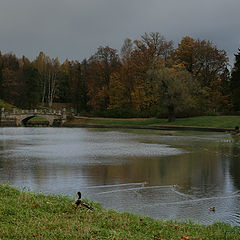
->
[[0, 127, 240, 225]]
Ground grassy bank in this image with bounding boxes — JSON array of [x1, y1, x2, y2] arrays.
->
[[67, 116, 240, 130], [0, 184, 240, 239], [27, 116, 49, 126]]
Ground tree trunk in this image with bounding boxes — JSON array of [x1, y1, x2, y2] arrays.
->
[[168, 105, 175, 122], [41, 77, 46, 104]]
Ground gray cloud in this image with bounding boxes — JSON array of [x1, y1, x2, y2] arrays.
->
[[0, 0, 239, 64]]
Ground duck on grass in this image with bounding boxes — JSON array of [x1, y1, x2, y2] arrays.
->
[[72, 191, 93, 210]]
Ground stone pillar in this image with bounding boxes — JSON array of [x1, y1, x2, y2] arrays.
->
[[16, 118, 21, 127], [62, 108, 67, 120], [48, 119, 52, 126], [1, 107, 5, 120]]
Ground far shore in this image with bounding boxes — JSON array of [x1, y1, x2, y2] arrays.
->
[[1, 115, 240, 132], [63, 122, 232, 132], [63, 115, 239, 133]]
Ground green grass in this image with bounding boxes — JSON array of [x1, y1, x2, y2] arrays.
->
[[159, 116, 240, 129], [0, 184, 240, 239], [91, 118, 164, 126], [28, 116, 49, 123], [70, 116, 240, 130]]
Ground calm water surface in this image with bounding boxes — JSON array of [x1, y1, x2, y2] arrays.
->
[[0, 127, 240, 225]]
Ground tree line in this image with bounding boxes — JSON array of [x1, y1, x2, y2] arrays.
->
[[0, 32, 239, 121]]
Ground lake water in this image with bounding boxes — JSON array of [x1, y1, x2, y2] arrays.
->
[[0, 127, 240, 225]]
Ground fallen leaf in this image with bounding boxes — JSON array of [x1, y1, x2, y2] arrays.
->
[[174, 225, 179, 229], [181, 236, 190, 240], [33, 233, 39, 237], [31, 204, 38, 208]]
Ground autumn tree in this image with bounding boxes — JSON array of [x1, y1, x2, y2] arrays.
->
[[175, 36, 229, 113], [1, 68, 19, 105], [140, 32, 174, 60], [148, 59, 198, 122], [127, 33, 175, 114], [126, 38, 156, 112], [1, 53, 20, 105], [175, 36, 228, 84], [33, 52, 49, 104], [117, 38, 136, 112], [1, 53, 19, 71], [86, 46, 120, 112], [120, 38, 133, 61], [33, 52, 60, 107], [107, 71, 133, 116], [174, 36, 197, 74]]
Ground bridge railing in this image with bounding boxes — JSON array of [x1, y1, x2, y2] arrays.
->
[[1, 107, 67, 116]]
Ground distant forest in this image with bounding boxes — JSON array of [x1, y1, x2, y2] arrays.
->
[[1, 32, 240, 121]]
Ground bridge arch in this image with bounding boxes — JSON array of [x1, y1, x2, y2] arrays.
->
[[19, 115, 54, 126]]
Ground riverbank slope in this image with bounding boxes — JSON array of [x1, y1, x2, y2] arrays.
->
[[64, 116, 240, 132], [0, 184, 239, 239]]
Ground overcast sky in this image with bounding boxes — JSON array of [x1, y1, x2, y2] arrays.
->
[[1, 0, 239, 64]]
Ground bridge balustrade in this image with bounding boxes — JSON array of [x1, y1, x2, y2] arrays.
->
[[0, 107, 68, 127]]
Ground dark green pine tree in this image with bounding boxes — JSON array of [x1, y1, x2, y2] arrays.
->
[[0, 52, 3, 99], [71, 61, 89, 113], [231, 49, 240, 112], [22, 63, 41, 108]]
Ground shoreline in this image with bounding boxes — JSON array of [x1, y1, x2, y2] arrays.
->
[[1, 115, 239, 132], [63, 122, 232, 133], [1, 183, 240, 239], [0, 122, 232, 132]]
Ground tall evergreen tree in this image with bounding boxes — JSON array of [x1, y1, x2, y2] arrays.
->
[[231, 49, 240, 112], [70, 61, 89, 113], [0, 52, 3, 99], [22, 63, 41, 108]]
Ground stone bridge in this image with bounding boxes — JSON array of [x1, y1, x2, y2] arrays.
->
[[0, 108, 67, 127]]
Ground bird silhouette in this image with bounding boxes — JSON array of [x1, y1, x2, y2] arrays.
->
[[209, 207, 215, 212], [73, 192, 93, 210]]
